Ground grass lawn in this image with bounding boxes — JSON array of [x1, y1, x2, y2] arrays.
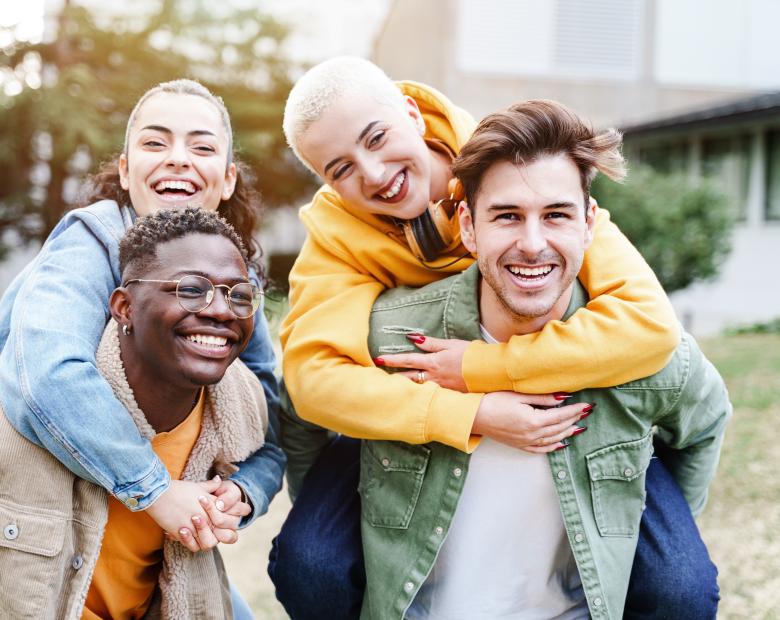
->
[[223, 332, 780, 618], [698, 333, 780, 618]]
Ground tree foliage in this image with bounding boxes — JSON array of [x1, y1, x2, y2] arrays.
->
[[0, 0, 316, 259], [591, 165, 735, 293]]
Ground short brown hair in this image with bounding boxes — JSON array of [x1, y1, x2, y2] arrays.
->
[[452, 99, 625, 210]]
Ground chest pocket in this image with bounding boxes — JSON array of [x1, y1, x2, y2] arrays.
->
[[586, 432, 654, 537], [358, 441, 431, 529]]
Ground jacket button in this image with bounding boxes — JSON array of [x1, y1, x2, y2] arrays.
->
[[593, 597, 603, 607], [125, 497, 139, 508], [556, 470, 567, 480], [3, 524, 18, 540], [452, 467, 462, 478], [381, 458, 390, 467], [434, 526, 444, 536], [404, 581, 414, 592], [574, 533, 584, 543], [623, 468, 634, 477], [72, 554, 84, 570]]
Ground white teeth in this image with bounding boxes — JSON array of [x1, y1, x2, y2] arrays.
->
[[507, 265, 553, 277], [379, 172, 405, 199], [154, 179, 196, 194], [186, 334, 228, 347]]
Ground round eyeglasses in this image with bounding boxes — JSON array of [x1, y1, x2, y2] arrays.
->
[[123, 274, 263, 319]]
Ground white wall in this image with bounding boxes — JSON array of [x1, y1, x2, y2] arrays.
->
[[655, 0, 780, 89], [671, 225, 780, 335]]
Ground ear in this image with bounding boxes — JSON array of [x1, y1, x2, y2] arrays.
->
[[221, 162, 238, 201], [457, 201, 478, 254], [109, 287, 132, 329], [583, 196, 597, 249], [119, 153, 130, 191], [403, 96, 426, 136]]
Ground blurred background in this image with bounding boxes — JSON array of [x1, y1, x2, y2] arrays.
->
[[1, 0, 779, 617]]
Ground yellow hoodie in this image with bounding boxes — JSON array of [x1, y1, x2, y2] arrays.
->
[[280, 81, 679, 452]]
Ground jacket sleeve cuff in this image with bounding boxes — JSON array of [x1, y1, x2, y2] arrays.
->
[[425, 389, 484, 453], [113, 460, 171, 512], [462, 340, 515, 393]]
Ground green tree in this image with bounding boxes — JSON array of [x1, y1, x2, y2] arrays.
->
[[0, 0, 316, 259], [591, 165, 734, 293]]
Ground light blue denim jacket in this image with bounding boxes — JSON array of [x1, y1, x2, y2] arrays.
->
[[0, 200, 284, 524]]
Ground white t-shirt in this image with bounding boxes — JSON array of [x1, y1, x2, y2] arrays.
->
[[405, 327, 588, 620]]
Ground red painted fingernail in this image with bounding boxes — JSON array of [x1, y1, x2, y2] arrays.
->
[[571, 426, 587, 436], [555, 442, 571, 451], [373, 357, 385, 366], [406, 334, 425, 344], [554, 392, 572, 401], [579, 412, 591, 421], [581, 403, 596, 414]]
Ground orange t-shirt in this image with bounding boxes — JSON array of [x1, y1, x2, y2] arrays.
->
[[82, 390, 204, 620]]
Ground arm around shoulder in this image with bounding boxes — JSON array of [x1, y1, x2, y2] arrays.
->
[[0, 215, 169, 508]]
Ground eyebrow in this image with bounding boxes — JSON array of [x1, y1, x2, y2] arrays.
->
[[140, 125, 217, 138], [168, 270, 249, 283], [486, 201, 580, 212], [323, 120, 381, 176]]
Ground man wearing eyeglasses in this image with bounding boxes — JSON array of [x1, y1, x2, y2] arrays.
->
[[0, 207, 282, 619]]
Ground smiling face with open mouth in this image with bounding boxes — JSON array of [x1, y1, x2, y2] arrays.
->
[[120, 233, 253, 392], [298, 91, 452, 221], [119, 92, 237, 216], [459, 155, 595, 340]]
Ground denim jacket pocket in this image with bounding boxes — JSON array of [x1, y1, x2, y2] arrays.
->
[[358, 441, 431, 529], [0, 499, 67, 617], [586, 432, 654, 537]]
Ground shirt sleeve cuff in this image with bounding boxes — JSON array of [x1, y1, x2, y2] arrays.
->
[[425, 388, 484, 453], [113, 460, 171, 512]]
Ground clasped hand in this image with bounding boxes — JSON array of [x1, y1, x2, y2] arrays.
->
[[145, 476, 251, 552]]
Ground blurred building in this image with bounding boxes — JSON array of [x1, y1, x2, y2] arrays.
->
[[623, 93, 780, 334], [373, 0, 780, 127], [371, 0, 780, 333]]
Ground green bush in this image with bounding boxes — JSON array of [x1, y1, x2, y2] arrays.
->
[[591, 165, 735, 293], [726, 317, 780, 335]]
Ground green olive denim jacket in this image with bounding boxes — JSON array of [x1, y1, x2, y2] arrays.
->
[[360, 264, 731, 620]]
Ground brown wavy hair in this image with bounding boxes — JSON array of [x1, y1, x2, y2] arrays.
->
[[452, 99, 625, 213]]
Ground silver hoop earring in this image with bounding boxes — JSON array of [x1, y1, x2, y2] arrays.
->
[[122, 324, 132, 336]]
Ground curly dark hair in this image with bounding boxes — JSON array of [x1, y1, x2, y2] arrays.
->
[[119, 207, 248, 279]]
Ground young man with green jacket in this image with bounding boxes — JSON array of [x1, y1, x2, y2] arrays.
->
[[357, 100, 730, 619]]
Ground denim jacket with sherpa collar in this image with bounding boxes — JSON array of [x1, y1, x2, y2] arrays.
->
[[361, 263, 731, 620]]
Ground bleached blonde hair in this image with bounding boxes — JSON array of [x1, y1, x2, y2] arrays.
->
[[283, 56, 406, 173]]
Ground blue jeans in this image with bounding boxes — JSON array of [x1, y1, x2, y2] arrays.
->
[[268, 436, 718, 619]]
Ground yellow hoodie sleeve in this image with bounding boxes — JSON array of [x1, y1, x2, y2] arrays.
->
[[462, 207, 681, 392], [281, 232, 483, 453]]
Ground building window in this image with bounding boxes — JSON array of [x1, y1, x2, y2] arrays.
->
[[637, 141, 689, 175], [765, 129, 780, 221], [701, 135, 752, 220]]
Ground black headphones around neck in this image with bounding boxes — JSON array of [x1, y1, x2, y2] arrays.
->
[[398, 178, 467, 264]]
